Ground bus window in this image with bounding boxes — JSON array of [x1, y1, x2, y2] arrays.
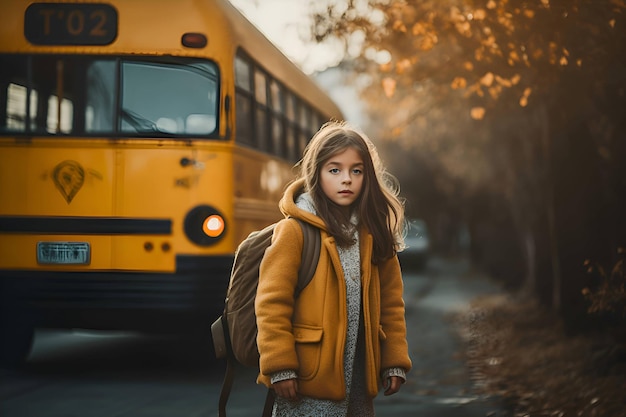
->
[[46, 95, 73, 133], [285, 122, 297, 162], [285, 92, 299, 159], [1, 56, 56, 133], [235, 53, 253, 146], [285, 92, 296, 122], [235, 54, 252, 92], [312, 112, 323, 132], [271, 116, 284, 158], [254, 69, 269, 152], [121, 61, 218, 135], [269, 80, 283, 112], [86, 60, 116, 133], [299, 104, 313, 155], [299, 103, 311, 132], [0, 55, 219, 137], [298, 130, 308, 159], [235, 93, 253, 145], [5, 83, 36, 132], [269, 80, 284, 158], [254, 69, 267, 106]]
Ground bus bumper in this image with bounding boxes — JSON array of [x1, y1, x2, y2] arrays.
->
[[0, 255, 232, 334]]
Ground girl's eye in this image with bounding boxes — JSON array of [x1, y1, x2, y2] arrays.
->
[[352, 169, 363, 175], [329, 168, 340, 174]]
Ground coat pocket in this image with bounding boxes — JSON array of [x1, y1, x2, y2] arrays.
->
[[375, 326, 386, 371], [293, 324, 323, 380], [378, 326, 387, 340]]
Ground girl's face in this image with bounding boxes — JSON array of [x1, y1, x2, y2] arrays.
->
[[320, 147, 364, 208]]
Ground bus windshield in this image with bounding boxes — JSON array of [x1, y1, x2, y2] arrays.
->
[[0, 55, 220, 138]]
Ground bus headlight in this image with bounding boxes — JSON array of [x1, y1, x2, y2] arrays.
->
[[184, 205, 226, 246]]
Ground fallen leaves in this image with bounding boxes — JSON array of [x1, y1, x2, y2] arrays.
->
[[455, 294, 626, 417]]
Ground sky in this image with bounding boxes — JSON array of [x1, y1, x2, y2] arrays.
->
[[227, 0, 345, 74], [227, 0, 366, 124]]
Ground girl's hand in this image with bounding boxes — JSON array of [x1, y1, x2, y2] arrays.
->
[[272, 378, 299, 400], [383, 375, 402, 396]]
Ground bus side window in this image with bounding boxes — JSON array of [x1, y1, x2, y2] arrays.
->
[[1, 57, 29, 132], [298, 102, 311, 160], [312, 112, 322, 133], [0, 82, 6, 131], [254, 69, 269, 153], [269, 79, 284, 159], [235, 53, 253, 146], [285, 92, 298, 161], [285, 124, 296, 162], [2, 56, 75, 134], [46, 95, 73, 134], [5, 83, 36, 132]]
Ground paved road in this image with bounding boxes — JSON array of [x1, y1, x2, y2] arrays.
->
[[0, 257, 510, 416], [381, 257, 507, 416]]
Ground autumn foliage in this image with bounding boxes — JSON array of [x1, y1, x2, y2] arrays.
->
[[311, 0, 626, 322]]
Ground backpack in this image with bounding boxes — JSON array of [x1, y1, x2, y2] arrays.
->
[[210, 218, 321, 417]]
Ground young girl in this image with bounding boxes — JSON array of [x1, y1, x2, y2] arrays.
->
[[255, 121, 411, 416]]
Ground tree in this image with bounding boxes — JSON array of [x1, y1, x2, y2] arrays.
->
[[311, 0, 626, 317]]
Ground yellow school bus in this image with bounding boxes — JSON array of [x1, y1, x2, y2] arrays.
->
[[0, 0, 343, 366]]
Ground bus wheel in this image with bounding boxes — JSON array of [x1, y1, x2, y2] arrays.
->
[[0, 321, 35, 369]]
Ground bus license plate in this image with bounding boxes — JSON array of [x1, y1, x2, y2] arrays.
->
[[37, 242, 91, 265]]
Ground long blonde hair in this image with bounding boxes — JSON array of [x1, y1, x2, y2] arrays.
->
[[296, 121, 405, 263]]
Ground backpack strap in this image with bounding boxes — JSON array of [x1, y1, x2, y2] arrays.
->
[[261, 389, 275, 417], [217, 340, 233, 417], [217, 219, 320, 417], [294, 219, 321, 296]]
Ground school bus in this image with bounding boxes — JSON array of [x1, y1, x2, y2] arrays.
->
[[0, 0, 343, 366]]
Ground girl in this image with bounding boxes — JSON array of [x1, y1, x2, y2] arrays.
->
[[255, 121, 411, 416]]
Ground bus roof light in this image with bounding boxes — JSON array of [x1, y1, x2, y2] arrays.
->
[[182, 33, 207, 48]]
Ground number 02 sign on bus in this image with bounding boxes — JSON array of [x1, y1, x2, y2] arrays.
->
[[24, 3, 118, 45]]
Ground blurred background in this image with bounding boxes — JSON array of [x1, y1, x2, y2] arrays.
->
[[234, 0, 626, 331]]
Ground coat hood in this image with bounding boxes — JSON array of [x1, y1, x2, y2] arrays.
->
[[279, 179, 328, 231]]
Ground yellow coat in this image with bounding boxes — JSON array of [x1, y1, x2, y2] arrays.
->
[[255, 180, 412, 400]]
